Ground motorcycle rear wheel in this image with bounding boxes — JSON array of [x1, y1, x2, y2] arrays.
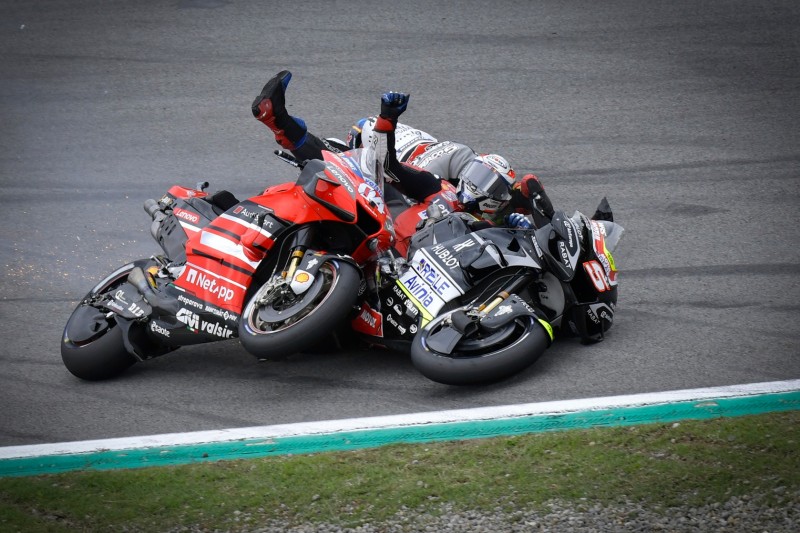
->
[[61, 263, 141, 381], [238, 260, 360, 359], [410, 311, 550, 386]]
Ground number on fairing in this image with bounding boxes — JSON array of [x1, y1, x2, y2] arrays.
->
[[583, 260, 610, 292], [357, 183, 385, 214]]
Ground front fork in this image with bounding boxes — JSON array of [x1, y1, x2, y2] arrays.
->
[[477, 270, 538, 316], [280, 226, 314, 281]]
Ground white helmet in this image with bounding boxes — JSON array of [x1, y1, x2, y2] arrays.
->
[[476, 154, 516, 185], [455, 157, 514, 215]]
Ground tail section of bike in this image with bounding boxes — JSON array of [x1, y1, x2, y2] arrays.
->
[[61, 260, 172, 380]]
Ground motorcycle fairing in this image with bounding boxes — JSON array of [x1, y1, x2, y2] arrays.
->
[[583, 213, 624, 287], [260, 158, 359, 225], [99, 282, 152, 320], [407, 212, 474, 258], [379, 280, 422, 339], [535, 211, 581, 282], [565, 300, 615, 343], [175, 201, 289, 312], [392, 182, 461, 258], [147, 287, 239, 346], [351, 301, 383, 337], [175, 259, 250, 313], [297, 158, 358, 222], [397, 245, 466, 323], [398, 226, 544, 324], [393, 279, 435, 326], [351, 273, 424, 343], [549, 212, 621, 342], [460, 228, 543, 272], [535, 271, 566, 323], [211, 201, 284, 261], [262, 156, 393, 263]]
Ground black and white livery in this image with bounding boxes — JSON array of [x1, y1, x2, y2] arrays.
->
[[350, 199, 624, 385]]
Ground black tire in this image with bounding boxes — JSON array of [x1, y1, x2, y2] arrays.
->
[[238, 260, 361, 359], [410, 311, 551, 386], [61, 263, 142, 381]]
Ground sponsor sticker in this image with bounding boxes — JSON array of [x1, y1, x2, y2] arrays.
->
[[174, 207, 200, 224], [176, 308, 234, 338], [351, 302, 382, 337], [150, 321, 171, 338], [185, 268, 236, 302]]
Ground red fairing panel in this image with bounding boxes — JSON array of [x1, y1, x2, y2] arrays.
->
[[176, 201, 279, 312], [351, 301, 383, 337]]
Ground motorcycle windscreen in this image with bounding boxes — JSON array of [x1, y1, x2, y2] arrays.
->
[[297, 159, 358, 222]]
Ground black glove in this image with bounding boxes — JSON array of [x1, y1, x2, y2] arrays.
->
[[380, 92, 410, 121]]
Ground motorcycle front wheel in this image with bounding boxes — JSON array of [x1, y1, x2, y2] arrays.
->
[[61, 262, 142, 381], [238, 260, 361, 360], [410, 311, 551, 386]]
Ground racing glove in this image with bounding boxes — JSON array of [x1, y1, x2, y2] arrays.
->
[[505, 213, 532, 229], [375, 92, 409, 131], [514, 173, 555, 220]]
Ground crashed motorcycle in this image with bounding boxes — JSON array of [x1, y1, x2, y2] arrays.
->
[[61, 149, 457, 380], [349, 200, 624, 385]]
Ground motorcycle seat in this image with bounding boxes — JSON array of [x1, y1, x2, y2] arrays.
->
[[207, 190, 240, 215]]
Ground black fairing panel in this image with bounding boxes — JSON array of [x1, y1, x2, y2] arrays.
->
[[407, 215, 472, 258]]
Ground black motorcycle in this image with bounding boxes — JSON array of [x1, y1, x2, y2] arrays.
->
[[349, 199, 624, 385]]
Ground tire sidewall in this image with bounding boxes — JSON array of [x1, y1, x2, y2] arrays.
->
[[410, 313, 550, 385], [60, 261, 146, 381]]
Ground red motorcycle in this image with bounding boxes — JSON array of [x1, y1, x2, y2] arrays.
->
[[61, 150, 458, 380]]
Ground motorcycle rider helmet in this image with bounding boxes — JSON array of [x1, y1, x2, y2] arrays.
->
[[477, 154, 516, 184], [455, 157, 513, 215], [347, 118, 371, 150]]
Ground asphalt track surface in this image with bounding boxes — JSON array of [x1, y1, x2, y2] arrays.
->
[[1, 0, 798, 447]]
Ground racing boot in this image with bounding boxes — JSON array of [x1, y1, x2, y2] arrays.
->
[[251, 70, 308, 150]]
